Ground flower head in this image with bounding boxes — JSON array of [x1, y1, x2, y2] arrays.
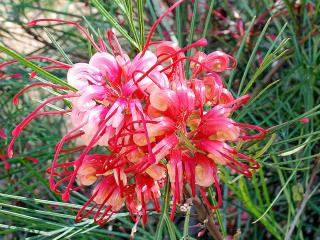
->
[[5, 0, 267, 225]]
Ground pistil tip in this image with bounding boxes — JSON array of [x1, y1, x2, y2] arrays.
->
[[8, 149, 13, 159], [29, 72, 37, 79], [13, 98, 19, 106], [62, 192, 70, 202], [27, 21, 37, 27], [197, 38, 208, 47]]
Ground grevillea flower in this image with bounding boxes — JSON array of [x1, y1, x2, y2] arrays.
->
[[4, 0, 267, 226]]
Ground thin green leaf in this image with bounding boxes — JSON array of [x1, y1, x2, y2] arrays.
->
[[0, 44, 76, 91], [91, 0, 139, 49], [44, 28, 73, 65], [227, 16, 256, 88], [252, 158, 302, 223], [186, 0, 199, 75], [137, 0, 145, 48], [200, 0, 215, 51], [238, 18, 272, 96]]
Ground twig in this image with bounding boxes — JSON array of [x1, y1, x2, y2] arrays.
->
[[184, 186, 223, 240], [284, 160, 319, 240]]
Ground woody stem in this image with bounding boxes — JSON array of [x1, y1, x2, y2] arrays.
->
[[184, 185, 223, 240]]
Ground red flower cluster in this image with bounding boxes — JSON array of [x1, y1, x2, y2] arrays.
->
[[4, 0, 266, 225]]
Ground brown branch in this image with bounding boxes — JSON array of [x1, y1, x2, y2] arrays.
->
[[184, 186, 223, 240]]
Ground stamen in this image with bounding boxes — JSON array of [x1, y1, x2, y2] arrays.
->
[[125, 119, 158, 132], [0, 56, 71, 69], [175, 166, 181, 203], [129, 210, 137, 222], [116, 168, 124, 197], [94, 186, 116, 224], [23, 156, 39, 164], [50, 122, 87, 192], [30, 65, 71, 79], [107, 148, 136, 170], [125, 156, 153, 174], [12, 94, 77, 137], [96, 207, 113, 225], [136, 69, 164, 89], [199, 172, 222, 209], [8, 109, 72, 158], [170, 193, 177, 221], [28, 19, 101, 52], [221, 152, 252, 177], [136, 104, 156, 163], [142, 0, 184, 56], [107, 30, 124, 56], [0, 154, 10, 170], [130, 71, 149, 96], [56, 132, 84, 150], [223, 95, 251, 111], [228, 149, 260, 169], [0, 129, 6, 139], [226, 161, 252, 177], [76, 190, 99, 222], [107, 120, 128, 151], [95, 203, 114, 225], [170, 164, 181, 221], [13, 83, 69, 105], [60, 106, 120, 201], [234, 123, 267, 140], [140, 190, 147, 224], [98, 37, 107, 52], [184, 157, 196, 196], [0, 73, 22, 81], [151, 191, 160, 212], [46, 161, 74, 176], [60, 145, 86, 153], [53, 175, 82, 195], [160, 57, 223, 83], [136, 39, 207, 84]]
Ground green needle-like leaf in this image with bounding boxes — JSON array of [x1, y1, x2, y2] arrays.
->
[[91, 0, 140, 50], [0, 44, 76, 91]]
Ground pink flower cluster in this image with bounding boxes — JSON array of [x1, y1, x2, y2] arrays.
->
[[5, 1, 266, 225]]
